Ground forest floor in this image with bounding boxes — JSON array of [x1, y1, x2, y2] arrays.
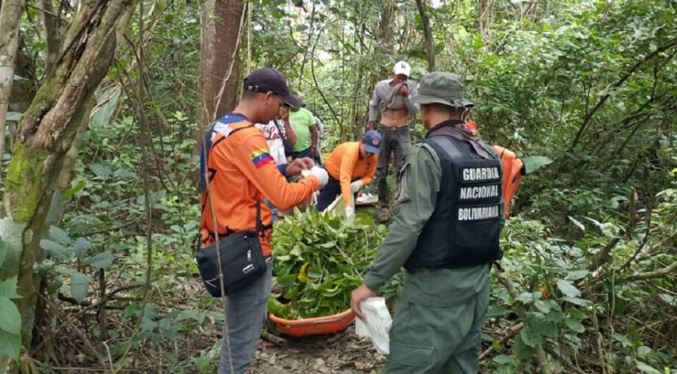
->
[[250, 329, 385, 374]]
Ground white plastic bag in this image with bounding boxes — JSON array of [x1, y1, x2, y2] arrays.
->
[[355, 297, 392, 355]]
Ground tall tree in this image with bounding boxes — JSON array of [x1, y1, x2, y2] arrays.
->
[[378, 0, 395, 72], [197, 0, 244, 131], [415, 0, 435, 71], [0, 0, 25, 186], [0, 0, 136, 371]]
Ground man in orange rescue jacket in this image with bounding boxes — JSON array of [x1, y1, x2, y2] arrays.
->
[[199, 68, 329, 374], [316, 131, 381, 216]]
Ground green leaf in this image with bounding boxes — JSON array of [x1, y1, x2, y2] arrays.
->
[[64, 180, 85, 199], [637, 346, 652, 357], [658, 293, 676, 306], [70, 272, 89, 304], [47, 275, 63, 295], [520, 322, 542, 348], [89, 163, 111, 180], [486, 305, 511, 318], [91, 89, 120, 128], [565, 319, 585, 333], [635, 360, 662, 374], [74, 238, 92, 259], [562, 296, 591, 307], [567, 216, 585, 232], [0, 277, 20, 298], [517, 292, 541, 304], [87, 252, 114, 269], [545, 309, 564, 323], [613, 333, 633, 348], [556, 279, 581, 298], [177, 310, 204, 323], [40, 239, 70, 260], [565, 270, 589, 281], [0, 297, 21, 334], [568, 309, 587, 320], [493, 354, 512, 364], [513, 335, 535, 359], [535, 300, 551, 313], [49, 226, 71, 246], [522, 156, 553, 174], [0, 329, 21, 360]]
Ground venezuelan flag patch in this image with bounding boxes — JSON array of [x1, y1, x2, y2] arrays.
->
[[250, 148, 274, 168]]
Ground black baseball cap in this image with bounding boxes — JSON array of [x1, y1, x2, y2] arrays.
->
[[243, 68, 302, 108]]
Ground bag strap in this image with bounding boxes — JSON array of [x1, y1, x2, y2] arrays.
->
[[256, 198, 262, 235], [428, 124, 495, 160], [201, 121, 257, 240], [272, 119, 285, 139]]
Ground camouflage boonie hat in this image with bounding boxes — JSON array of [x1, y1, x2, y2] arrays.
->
[[410, 72, 474, 109]]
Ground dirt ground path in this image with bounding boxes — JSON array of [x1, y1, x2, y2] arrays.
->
[[250, 328, 385, 374]]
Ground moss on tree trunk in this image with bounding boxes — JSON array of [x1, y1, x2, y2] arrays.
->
[[0, 0, 136, 371]]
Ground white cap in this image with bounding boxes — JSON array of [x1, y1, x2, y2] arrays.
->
[[392, 61, 411, 77]]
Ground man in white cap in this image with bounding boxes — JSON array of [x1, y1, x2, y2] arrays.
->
[[368, 61, 419, 222]]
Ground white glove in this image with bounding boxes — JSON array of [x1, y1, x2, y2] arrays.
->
[[306, 166, 328, 188], [350, 180, 363, 193], [345, 205, 355, 218]]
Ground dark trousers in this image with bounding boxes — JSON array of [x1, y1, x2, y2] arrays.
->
[[292, 147, 322, 166], [374, 125, 412, 208], [316, 175, 358, 212]]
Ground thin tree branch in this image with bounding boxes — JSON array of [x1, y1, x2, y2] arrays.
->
[[588, 189, 637, 273], [40, 294, 107, 366], [620, 260, 677, 283], [570, 37, 677, 150], [618, 207, 652, 272], [310, 30, 341, 125], [113, 1, 155, 370]]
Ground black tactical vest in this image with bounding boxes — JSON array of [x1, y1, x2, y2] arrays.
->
[[405, 122, 503, 270]]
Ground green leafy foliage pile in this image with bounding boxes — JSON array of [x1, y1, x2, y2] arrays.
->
[[268, 209, 387, 319]]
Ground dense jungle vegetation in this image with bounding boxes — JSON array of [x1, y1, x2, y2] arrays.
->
[[0, 0, 675, 373]]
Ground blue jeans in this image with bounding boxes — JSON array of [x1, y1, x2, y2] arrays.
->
[[292, 147, 322, 166], [292, 148, 310, 159], [316, 175, 358, 211], [219, 258, 273, 374]]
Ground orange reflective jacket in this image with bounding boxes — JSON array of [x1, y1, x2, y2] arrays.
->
[[200, 114, 320, 256], [465, 121, 524, 217], [323, 142, 378, 207], [492, 145, 523, 217]]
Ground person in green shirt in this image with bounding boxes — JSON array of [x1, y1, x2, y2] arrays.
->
[[351, 72, 504, 374], [281, 93, 319, 160]]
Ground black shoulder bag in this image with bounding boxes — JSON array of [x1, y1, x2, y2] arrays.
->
[[273, 119, 294, 158], [196, 123, 268, 297], [196, 201, 267, 297]]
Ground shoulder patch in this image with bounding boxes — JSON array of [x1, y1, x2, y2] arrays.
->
[[250, 148, 274, 169]]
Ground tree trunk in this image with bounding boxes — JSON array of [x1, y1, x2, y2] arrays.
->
[[0, 0, 135, 371], [197, 0, 244, 131], [41, 0, 62, 78], [0, 0, 25, 186], [378, 0, 395, 77], [415, 0, 436, 72]]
